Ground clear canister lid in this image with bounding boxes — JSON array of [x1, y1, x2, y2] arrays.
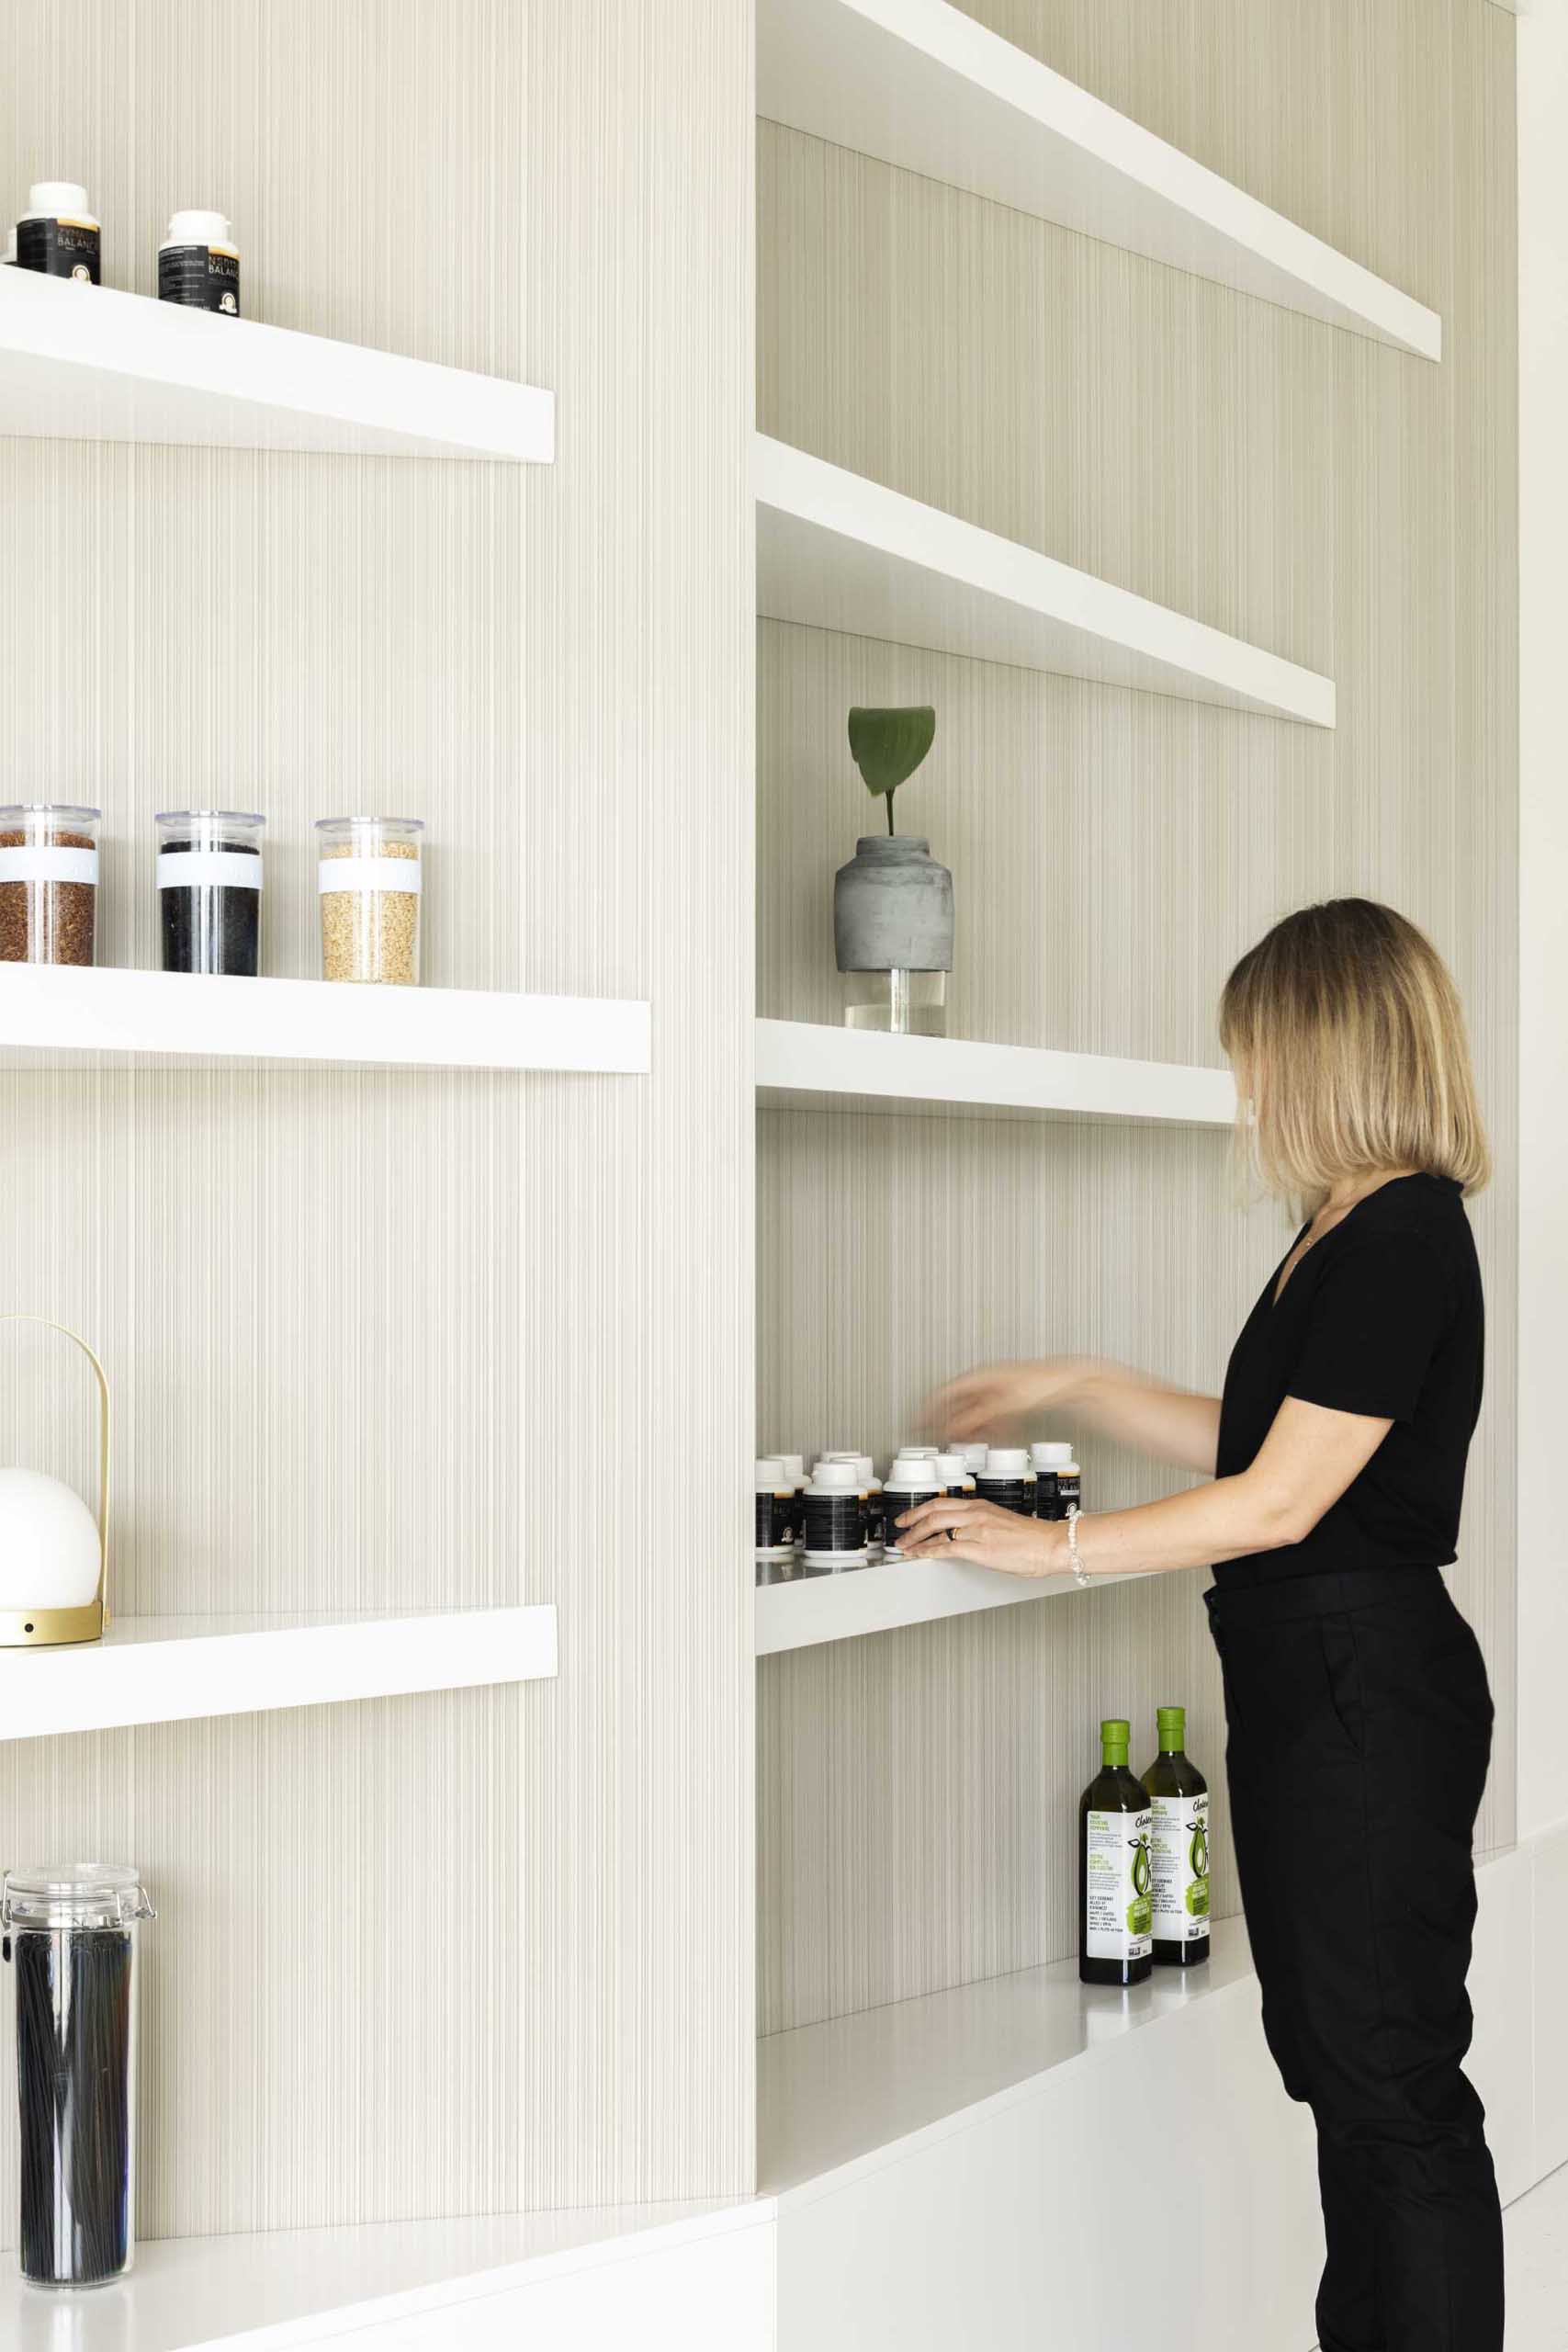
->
[[0, 804, 101, 840], [3, 1861, 154, 1931]]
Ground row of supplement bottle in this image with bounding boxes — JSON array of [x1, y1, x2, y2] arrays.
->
[[0, 808, 424, 985], [4, 182, 242, 312], [755, 1439, 1081, 1579], [1079, 1710, 1211, 1988]]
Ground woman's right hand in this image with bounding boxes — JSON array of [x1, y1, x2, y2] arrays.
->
[[929, 1356, 1223, 1477], [927, 1357, 1093, 1441]]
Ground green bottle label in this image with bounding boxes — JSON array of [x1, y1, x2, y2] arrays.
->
[[1150, 1791, 1210, 1939], [1085, 1806, 1154, 1959]]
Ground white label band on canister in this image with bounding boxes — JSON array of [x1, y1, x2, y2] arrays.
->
[[318, 857, 422, 896], [157, 850, 263, 889], [0, 847, 97, 886]]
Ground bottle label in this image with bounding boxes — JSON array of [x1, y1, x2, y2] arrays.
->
[[755, 1488, 796, 1557], [1149, 1791, 1210, 1940], [1058, 1473, 1081, 1512], [319, 857, 422, 896], [1035, 1471, 1062, 1521], [157, 850, 263, 890], [1085, 1805, 1153, 1962], [0, 846, 97, 885], [863, 1489, 886, 1552], [804, 1490, 866, 1559], [976, 1478, 1032, 1517], [159, 243, 241, 314], [880, 1484, 939, 1559], [17, 217, 100, 281]]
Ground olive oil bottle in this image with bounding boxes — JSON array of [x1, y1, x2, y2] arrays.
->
[[1142, 1705, 1211, 1967], [1079, 1717, 1153, 1986]]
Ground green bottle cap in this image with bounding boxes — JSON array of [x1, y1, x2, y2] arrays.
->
[[1100, 1717, 1130, 1763], [1156, 1704, 1185, 1749]]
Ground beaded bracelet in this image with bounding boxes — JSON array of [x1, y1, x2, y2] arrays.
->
[[1066, 1508, 1089, 1589]]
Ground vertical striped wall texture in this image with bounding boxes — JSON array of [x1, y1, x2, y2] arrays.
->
[[756, 0, 1517, 2037], [0, 0, 755, 2232]]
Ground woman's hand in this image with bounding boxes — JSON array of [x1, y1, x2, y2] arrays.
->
[[930, 1356, 1223, 1478], [896, 1496, 1069, 1577], [927, 1358, 1092, 1441]]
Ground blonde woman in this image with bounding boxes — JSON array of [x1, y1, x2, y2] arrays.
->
[[897, 899, 1501, 2352]]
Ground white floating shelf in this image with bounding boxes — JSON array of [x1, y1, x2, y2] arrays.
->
[[0, 1606, 558, 1741], [0, 269, 555, 459], [757, 1019, 1236, 1127], [0, 965, 650, 1074], [758, 0, 1440, 360], [755, 1558, 1154, 1655], [760, 1917, 1254, 2194], [757, 436, 1336, 725], [0, 2197, 759, 2350]]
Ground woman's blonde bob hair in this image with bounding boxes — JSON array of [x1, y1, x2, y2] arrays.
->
[[1218, 898, 1490, 1212]]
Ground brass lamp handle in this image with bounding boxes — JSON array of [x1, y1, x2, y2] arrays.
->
[[0, 1315, 111, 1630]]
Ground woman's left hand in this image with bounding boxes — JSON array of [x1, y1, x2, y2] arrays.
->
[[896, 1498, 1068, 1577]]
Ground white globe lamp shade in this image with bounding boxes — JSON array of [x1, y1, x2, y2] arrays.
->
[[0, 1469, 102, 1609]]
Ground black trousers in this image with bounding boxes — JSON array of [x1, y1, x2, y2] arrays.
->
[[1204, 1566, 1502, 2352]]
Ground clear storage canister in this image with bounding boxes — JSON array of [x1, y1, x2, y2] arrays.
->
[[316, 816, 423, 985], [156, 810, 264, 976], [0, 805, 100, 966], [3, 1862, 155, 2288]]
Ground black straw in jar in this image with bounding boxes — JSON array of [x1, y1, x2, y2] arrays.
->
[[15, 1926, 134, 2285]]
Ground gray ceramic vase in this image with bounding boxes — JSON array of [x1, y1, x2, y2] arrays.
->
[[833, 834, 954, 973]]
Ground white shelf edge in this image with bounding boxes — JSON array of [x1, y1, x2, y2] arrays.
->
[[0, 2197, 767, 2351], [757, 436, 1336, 728], [0, 270, 555, 460], [755, 1557, 1154, 1655], [0, 966, 650, 1073], [755, 1019, 1237, 1128], [0, 1605, 558, 1741], [758, 0, 1440, 360]]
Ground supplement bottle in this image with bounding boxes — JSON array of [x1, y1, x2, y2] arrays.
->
[[932, 1451, 975, 1500], [826, 1453, 884, 1557], [1079, 1718, 1153, 1987], [1032, 1440, 1080, 1521], [159, 209, 240, 314], [881, 1453, 942, 1559], [803, 1460, 869, 1574], [777, 1453, 808, 1548], [17, 184, 100, 282], [1141, 1706, 1211, 1967], [976, 1446, 1034, 1517], [755, 1457, 797, 1577]]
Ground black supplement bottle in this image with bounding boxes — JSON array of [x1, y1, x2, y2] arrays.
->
[[1079, 1717, 1153, 1986], [1142, 1705, 1211, 1967]]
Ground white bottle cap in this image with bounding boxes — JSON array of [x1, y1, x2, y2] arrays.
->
[[811, 1460, 861, 1492], [827, 1451, 875, 1483], [899, 1444, 939, 1459], [932, 1453, 968, 1484], [778, 1453, 805, 1482], [982, 1447, 1031, 1476], [163, 208, 233, 249], [1032, 1442, 1075, 1468], [25, 182, 93, 220], [755, 1457, 787, 1488], [886, 1454, 941, 1488], [955, 1441, 989, 1471]]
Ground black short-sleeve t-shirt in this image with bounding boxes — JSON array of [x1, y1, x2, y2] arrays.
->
[[1214, 1173, 1483, 1588]]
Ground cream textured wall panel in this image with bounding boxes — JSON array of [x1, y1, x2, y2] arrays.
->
[[0, 0, 754, 2228], [756, 0, 1517, 2034]]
